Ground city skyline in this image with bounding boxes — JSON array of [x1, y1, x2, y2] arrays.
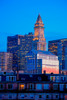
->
[[0, 1, 67, 99], [0, 0, 67, 51], [0, 14, 59, 74]]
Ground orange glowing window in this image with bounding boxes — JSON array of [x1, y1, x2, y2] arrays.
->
[[19, 84, 25, 90]]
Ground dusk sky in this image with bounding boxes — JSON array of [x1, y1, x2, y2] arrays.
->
[[0, 0, 67, 51]]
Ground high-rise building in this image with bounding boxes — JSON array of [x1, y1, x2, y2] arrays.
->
[[26, 50, 59, 74], [0, 52, 13, 71], [33, 14, 46, 51], [48, 39, 67, 75], [7, 33, 33, 72]]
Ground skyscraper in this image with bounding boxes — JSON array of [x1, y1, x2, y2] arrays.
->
[[33, 14, 46, 51], [7, 33, 33, 72], [0, 52, 13, 71], [48, 39, 67, 75]]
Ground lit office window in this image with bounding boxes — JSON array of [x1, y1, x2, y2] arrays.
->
[[19, 84, 25, 90]]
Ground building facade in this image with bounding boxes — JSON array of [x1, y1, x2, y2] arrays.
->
[[48, 39, 67, 75], [0, 52, 13, 71], [26, 50, 59, 74], [33, 14, 46, 51], [7, 33, 33, 72], [0, 73, 67, 100]]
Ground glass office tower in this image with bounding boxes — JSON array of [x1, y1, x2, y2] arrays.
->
[[7, 33, 33, 73], [48, 39, 67, 75]]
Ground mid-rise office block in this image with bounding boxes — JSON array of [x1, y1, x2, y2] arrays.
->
[[48, 39, 67, 75], [0, 52, 13, 71], [26, 50, 59, 74], [7, 33, 33, 72]]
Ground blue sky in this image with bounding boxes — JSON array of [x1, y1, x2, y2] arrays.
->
[[0, 0, 67, 51]]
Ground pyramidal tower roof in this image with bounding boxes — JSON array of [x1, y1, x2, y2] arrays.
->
[[36, 14, 43, 24]]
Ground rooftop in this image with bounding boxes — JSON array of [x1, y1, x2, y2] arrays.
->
[[31, 50, 55, 56]]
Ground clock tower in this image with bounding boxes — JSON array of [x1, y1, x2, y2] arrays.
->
[[33, 14, 46, 51]]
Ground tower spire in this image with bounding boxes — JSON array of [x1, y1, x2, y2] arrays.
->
[[36, 14, 43, 24]]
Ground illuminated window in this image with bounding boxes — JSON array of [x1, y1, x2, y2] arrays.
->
[[19, 84, 25, 90]]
